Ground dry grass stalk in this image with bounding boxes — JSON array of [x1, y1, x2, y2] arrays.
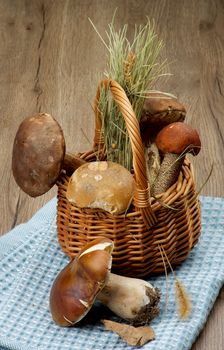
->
[[124, 51, 136, 89], [90, 15, 169, 170], [158, 245, 169, 311], [175, 279, 192, 320], [159, 245, 192, 320]]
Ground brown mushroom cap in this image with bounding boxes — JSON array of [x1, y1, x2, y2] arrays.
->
[[141, 92, 186, 126], [12, 113, 65, 197], [155, 122, 201, 155], [49, 237, 114, 326], [140, 93, 186, 145]]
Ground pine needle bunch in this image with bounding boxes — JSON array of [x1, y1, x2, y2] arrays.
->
[[90, 15, 168, 170]]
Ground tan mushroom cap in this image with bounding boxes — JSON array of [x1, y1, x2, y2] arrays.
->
[[66, 161, 135, 215], [49, 237, 114, 326], [12, 113, 65, 197], [155, 122, 201, 155]]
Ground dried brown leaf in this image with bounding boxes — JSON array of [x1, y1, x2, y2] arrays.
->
[[102, 319, 155, 347]]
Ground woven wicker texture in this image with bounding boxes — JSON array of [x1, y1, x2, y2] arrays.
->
[[57, 80, 201, 277], [0, 196, 223, 350]]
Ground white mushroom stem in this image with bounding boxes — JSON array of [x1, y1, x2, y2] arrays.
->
[[97, 273, 160, 326], [145, 143, 161, 186]]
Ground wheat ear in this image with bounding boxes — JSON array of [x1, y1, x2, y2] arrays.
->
[[160, 245, 192, 319]]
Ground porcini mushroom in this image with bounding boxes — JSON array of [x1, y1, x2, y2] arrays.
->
[[66, 161, 135, 215], [50, 237, 160, 327], [151, 122, 201, 195], [50, 237, 113, 326], [12, 113, 85, 197], [140, 92, 186, 145]]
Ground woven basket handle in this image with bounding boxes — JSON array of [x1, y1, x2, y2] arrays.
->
[[93, 79, 157, 228]]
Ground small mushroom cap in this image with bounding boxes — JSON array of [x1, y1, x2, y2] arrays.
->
[[12, 113, 65, 197], [66, 161, 135, 215], [155, 122, 201, 155], [49, 237, 113, 326]]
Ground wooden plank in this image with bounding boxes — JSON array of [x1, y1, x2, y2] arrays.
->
[[0, 0, 223, 349]]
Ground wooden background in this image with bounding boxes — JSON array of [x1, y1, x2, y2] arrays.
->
[[0, 0, 223, 349]]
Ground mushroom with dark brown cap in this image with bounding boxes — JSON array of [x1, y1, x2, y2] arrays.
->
[[151, 122, 201, 195], [49, 237, 160, 327], [12, 113, 85, 197], [140, 92, 186, 145]]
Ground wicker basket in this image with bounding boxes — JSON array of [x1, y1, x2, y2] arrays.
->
[[56, 80, 201, 278]]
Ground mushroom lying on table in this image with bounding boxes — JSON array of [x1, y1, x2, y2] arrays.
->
[[50, 237, 160, 327], [151, 122, 201, 195], [12, 113, 85, 197]]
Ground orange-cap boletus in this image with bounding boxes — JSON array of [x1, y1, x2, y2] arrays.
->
[[151, 122, 201, 195]]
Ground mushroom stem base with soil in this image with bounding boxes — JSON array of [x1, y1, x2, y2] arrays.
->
[[97, 273, 160, 326]]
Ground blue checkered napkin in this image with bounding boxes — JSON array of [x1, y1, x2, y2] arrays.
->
[[0, 196, 223, 350]]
